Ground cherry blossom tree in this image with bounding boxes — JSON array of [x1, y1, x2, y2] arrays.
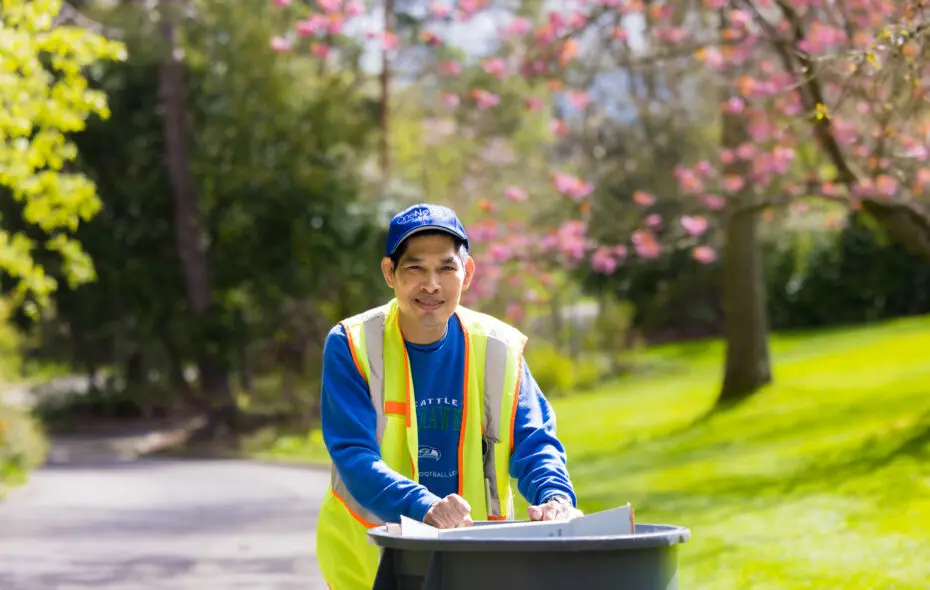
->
[[269, 0, 930, 403]]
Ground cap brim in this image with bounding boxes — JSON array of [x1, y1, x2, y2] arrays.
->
[[390, 225, 466, 255]]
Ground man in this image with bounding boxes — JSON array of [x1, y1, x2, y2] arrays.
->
[[315, 203, 581, 589]]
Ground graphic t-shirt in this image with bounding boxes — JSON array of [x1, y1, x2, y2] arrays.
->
[[319, 309, 578, 524], [406, 316, 465, 500]]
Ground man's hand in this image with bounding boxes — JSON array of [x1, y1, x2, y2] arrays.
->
[[527, 496, 583, 522], [423, 493, 474, 529]]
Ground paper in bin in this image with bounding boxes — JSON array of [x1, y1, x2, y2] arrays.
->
[[399, 503, 635, 540]]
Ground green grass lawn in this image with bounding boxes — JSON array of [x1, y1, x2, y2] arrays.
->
[[551, 315, 930, 589], [256, 315, 930, 589]]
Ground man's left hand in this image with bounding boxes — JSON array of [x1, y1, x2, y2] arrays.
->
[[527, 496, 583, 521]]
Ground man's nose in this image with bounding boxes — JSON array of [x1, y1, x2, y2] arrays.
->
[[421, 272, 440, 292]]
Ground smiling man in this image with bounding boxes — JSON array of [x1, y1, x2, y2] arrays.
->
[[315, 203, 580, 590]]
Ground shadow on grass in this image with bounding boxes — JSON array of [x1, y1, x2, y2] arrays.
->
[[580, 408, 930, 521]]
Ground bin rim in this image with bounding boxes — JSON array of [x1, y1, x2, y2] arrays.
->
[[367, 522, 690, 553]]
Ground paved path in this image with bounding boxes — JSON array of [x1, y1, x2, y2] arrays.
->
[[0, 458, 330, 590]]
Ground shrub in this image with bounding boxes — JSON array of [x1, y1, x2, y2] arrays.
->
[[0, 403, 48, 498], [524, 340, 605, 398]]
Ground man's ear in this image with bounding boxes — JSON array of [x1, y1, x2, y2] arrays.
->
[[381, 257, 395, 288], [462, 255, 476, 290]]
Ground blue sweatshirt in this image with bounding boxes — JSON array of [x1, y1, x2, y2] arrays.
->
[[320, 313, 577, 523]]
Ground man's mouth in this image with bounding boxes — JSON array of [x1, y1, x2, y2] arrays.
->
[[415, 298, 443, 311]]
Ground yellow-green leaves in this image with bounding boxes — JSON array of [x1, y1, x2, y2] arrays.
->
[[0, 0, 125, 312]]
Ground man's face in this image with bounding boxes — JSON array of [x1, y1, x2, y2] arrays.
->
[[381, 233, 475, 335]]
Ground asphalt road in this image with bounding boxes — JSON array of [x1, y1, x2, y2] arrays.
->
[[0, 458, 331, 590]]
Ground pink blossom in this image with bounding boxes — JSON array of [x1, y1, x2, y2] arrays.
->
[[472, 89, 500, 110], [273, 0, 292, 5], [698, 47, 725, 70], [591, 247, 620, 274], [723, 97, 745, 114], [748, 118, 773, 143], [736, 143, 757, 160], [632, 230, 661, 259], [565, 90, 590, 110], [703, 195, 726, 210], [876, 174, 898, 198], [482, 57, 507, 79], [676, 168, 704, 194], [440, 92, 459, 108], [680, 215, 709, 236], [296, 15, 328, 36], [489, 244, 512, 263], [468, 220, 499, 241], [502, 17, 531, 37], [695, 160, 715, 177], [459, 0, 480, 15], [270, 36, 292, 52], [719, 149, 735, 165], [703, 0, 726, 7], [382, 31, 400, 50], [722, 175, 745, 193], [645, 214, 662, 228], [552, 172, 594, 200], [551, 119, 569, 137], [692, 246, 717, 263], [504, 186, 529, 202], [319, 0, 341, 11], [656, 27, 689, 43], [429, 2, 451, 18], [525, 97, 544, 111], [326, 14, 345, 35], [310, 42, 331, 58], [633, 190, 656, 206], [344, 0, 365, 16], [439, 61, 462, 76], [797, 22, 847, 55]]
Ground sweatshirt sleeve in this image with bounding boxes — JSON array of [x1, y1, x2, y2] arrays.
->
[[320, 323, 441, 523], [509, 358, 579, 507]]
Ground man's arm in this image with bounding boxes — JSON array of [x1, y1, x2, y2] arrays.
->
[[509, 358, 578, 508], [320, 324, 441, 523]]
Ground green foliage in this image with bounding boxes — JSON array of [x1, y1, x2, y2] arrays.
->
[[766, 212, 930, 330], [0, 300, 21, 382], [7, 0, 387, 402], [0, 402, 48, 496], [524, 340, 604, 398], [0, 0, 125, 310]]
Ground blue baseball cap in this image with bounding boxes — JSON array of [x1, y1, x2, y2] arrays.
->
[[385, 203, 470, 257]]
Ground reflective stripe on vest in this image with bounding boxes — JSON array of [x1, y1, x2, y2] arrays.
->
[[327, 299, 525, 525]]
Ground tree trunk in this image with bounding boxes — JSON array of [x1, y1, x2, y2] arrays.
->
[[717, 104, 772, 406], [379, 0, 394, 181], [158, 0, 236, 433], [719, 206, 772, 404]]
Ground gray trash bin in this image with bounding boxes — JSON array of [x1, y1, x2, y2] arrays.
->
[[368, 521, 691, 590]]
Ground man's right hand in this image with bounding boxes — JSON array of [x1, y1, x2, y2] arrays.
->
[[423, 494, 473, 529]]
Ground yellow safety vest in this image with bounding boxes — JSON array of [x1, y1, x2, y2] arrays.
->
[[315, 298, 527, 590]]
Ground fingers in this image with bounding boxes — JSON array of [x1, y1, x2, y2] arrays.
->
[[527, 500, 582, 522], [424, 494, 472, 529]]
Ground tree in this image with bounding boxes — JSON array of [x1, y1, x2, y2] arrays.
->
[[0, 0, 125, 312], [269, 0, 930, 405]]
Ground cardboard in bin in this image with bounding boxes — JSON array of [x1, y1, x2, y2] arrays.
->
[[393, 503, 635, 540]]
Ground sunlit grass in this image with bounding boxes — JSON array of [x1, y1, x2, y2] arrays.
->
[[553, 315, 930, 590]]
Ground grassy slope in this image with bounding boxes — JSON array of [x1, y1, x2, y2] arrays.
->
[[552, 315, 930, 589]]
